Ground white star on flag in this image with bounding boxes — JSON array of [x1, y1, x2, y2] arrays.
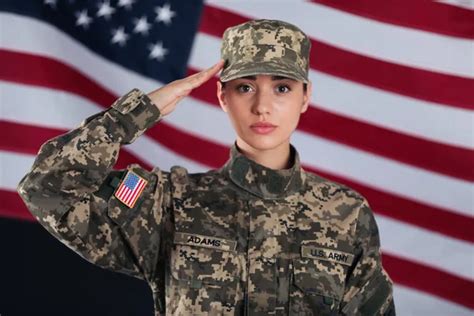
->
[[111, 26, 129, 46], [75, 9, 92, 29], [97, 1, 115, 20], [154, 3, 176, 25], [148, 41, 168, 61], [117, 0, 135, 10], [133, 16, 151, 35]]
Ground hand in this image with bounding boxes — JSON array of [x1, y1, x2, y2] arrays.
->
[[147, 59, 225, 117]]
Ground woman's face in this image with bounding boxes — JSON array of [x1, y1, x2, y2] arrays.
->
[[216, 74, 312, 151]]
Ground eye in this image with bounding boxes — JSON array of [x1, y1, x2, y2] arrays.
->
[[276, 85, 291, 93], [236, 84, 253, 93]]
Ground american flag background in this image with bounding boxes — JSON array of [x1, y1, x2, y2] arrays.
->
[[0, 0, 473, 315]]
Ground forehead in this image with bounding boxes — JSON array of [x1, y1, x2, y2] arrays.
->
[[234, 75, 297, 82]]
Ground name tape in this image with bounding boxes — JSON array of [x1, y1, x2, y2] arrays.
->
[[174, 232, 237, 252]]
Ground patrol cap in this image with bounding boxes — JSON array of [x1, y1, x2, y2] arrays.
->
[[219, 19, 311, 83]]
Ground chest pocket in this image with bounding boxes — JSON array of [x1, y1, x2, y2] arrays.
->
[[290, 253, 349, 315], [169, 236, 242, 314]]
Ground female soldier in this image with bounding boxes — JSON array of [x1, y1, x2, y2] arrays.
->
[[17, 19, 395, 315]]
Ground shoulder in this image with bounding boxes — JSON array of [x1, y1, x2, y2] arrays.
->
[[168, 165, 227, 189], [302, 170, 374, 234], [303, 169, 367, 206], [302, 170, 382, 251]]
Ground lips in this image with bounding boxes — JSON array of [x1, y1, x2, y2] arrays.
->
[[251, 122, 276, 128], [250, 122, 277, 135]]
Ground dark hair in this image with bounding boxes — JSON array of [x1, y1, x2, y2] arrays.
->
[[220, 80, 308, 92]]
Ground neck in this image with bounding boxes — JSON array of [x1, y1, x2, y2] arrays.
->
[[235, 137, 292, 170]]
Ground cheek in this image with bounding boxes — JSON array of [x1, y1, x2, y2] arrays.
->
[[225, 105, 250, 132], [226, 97, 249, 118], [227, 104, 246, 119], [278, 102, 301, 119], [278, 106, 303, 132]]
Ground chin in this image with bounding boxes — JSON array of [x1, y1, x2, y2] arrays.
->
[[240, 134, 288, 151]]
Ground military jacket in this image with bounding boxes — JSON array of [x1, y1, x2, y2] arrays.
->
[[17, 88, 395, 315]]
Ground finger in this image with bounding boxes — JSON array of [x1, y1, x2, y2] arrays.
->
[[188, 60, 224, 83], [208, 59, 225, 74], [171, 60, 224, 98], [181, 62, 221, 88], [185, 60, 224, 89]]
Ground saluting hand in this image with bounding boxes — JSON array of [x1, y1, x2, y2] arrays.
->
[[147, 59, 225, 117]]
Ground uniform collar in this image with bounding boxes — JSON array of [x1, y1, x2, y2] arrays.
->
[[219, 141, 306, 199]]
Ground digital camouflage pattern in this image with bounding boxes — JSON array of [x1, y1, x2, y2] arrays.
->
[[17, 88, 395, 315], [219, 19, 311, 83]]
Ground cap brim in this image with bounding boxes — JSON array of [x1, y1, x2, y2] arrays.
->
[[219, 59, 308, 83]]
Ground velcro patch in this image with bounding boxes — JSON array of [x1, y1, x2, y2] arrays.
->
[[174, 232, 237, 252], [301, 245, 355, 266], [113, 170, 147, 208]]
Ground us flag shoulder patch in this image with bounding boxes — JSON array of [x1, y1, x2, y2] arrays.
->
[[114, 170, 148, 208]]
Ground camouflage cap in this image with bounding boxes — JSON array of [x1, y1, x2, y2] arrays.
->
[[219, 19, 311, 83]]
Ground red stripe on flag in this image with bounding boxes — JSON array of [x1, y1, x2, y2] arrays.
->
[[383, 253, 474, 309], [0, 189, 35, 222], [0, 49, 117, 109], [115, 183, 126, 199], [311, 0, 474, 39], [127, 179, 146, 206], [123, 186, 133, 204]]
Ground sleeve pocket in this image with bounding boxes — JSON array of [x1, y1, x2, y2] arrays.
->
[[106, 164, 156, 227]]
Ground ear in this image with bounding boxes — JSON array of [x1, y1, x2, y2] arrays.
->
[[301, 80, 312, 114], [216, 81, 228, 113]]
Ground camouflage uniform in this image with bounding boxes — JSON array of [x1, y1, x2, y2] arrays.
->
[[17, 18, 395, 316], [17, 88, 395, 315]]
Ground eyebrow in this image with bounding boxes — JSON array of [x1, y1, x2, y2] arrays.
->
[[240, 75, 296, 81]]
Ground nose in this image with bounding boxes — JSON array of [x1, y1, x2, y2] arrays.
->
[[251, 88, 272, 116]]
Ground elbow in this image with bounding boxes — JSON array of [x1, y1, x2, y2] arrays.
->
[[17, 171, 35, 205], [16, 171, 62, 218], [17, 172, 44, 217]]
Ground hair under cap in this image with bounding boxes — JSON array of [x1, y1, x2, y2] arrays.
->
[[219, 19, 311, 83]]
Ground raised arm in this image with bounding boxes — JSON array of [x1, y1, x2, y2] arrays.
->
[[16, 88, 168, 280], [16, 60, 225, 282]]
